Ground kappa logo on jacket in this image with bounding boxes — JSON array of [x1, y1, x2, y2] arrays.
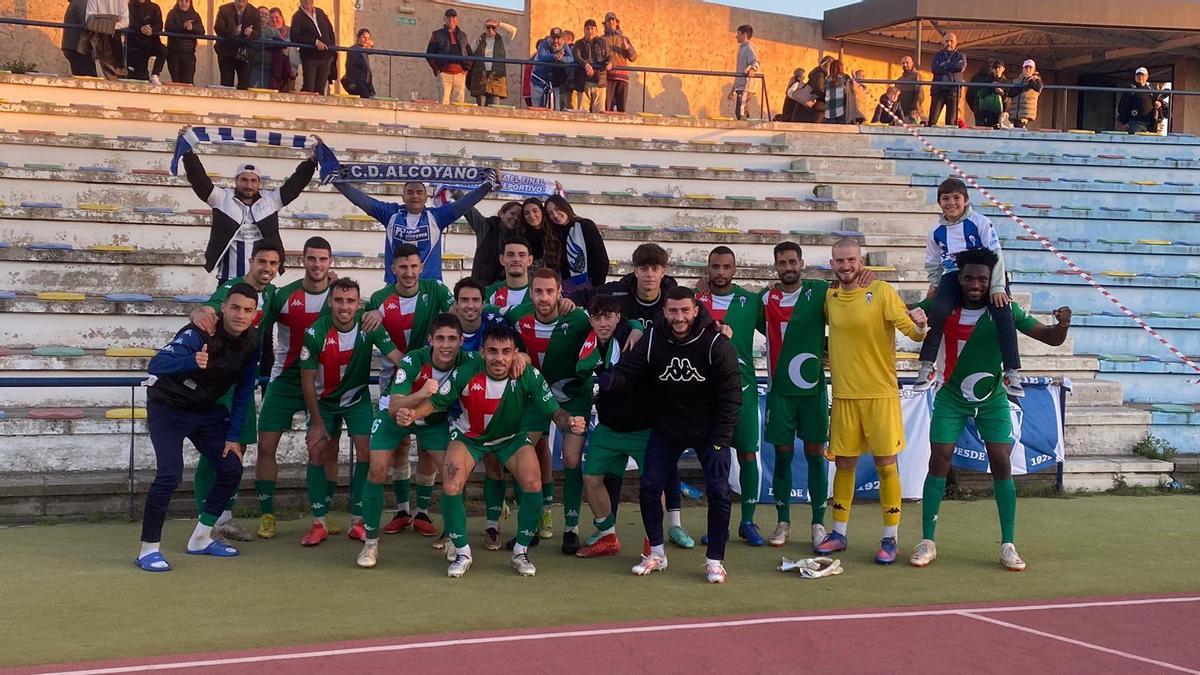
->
[[659, 357, 705, 383]]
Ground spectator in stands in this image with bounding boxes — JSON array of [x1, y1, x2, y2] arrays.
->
[[343, 28, 375, 98], [532, 27, 574, 110], [127, 0, 167, 84], [971, 60, 1008, 128], [779, 68, 806, 122], [602, 12, 637, 113], [543, 195, 609, 293], [291, 0, 336, 95], [1010, 59, 1042, 129], [729, 25, 760, 120], [571, 19, 609, 113], [426, 8, 472, 105], [176, 125, 318, 283], [469, 18, 517, 107], [785, 56, 831, 123], [824, 59, 848, 124], [465, 201, 525, 284], [248, 6, 283, 89], [847, 68, 873, 124], [85, 0, 129, 79], [268, 8, 298, 93], [214, 0, 257, 90], [929, 32, 966, 126], [897, 55, 924, 124], [62, 0, 97, 77], [1119, 67, 1165, 134], [870, 85, 905, 125], [163, 0, 203, 85], [521, 197, 549, 265]]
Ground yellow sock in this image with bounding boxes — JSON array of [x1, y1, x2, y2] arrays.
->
[[831, 467, 855, 527], [878, 463, 901, 528]]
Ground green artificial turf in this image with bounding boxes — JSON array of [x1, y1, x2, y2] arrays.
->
[[2, 495, 1198, 668]]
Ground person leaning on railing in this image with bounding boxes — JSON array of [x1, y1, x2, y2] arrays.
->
[[214, 0, 259, 90], [291, 0, 337, 95], [342, 28, 375, 99], [248, 6, 284, 90], [127, 0, 167, 84], [163, 0, 204, 85], [61, 0, 97, 77], [469, 18, 517, 107]]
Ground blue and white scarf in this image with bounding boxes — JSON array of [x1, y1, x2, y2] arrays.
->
[[315, 144, 555, 197], [170, 127, 310, 175]]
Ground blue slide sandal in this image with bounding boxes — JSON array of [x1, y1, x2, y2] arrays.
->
[[135, 551, 172, 572], [186, 540, 239, 557]]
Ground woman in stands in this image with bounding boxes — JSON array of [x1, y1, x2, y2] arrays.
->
[[465, 200, 524, 284], [163, 0, 203, 85], [543, 195, 609, 294], [249, 6, 284, 89], [823, 59, 848, 124], [520, 197, 549, 265]]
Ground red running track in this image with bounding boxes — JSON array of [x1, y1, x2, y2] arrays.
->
[[13, 594, 1200, 675]]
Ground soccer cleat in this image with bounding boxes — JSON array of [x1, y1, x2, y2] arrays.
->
[[577, 533, 621, 558], [705, 560, 728, 584], [875, 537, 899, 565], [413, 512, 437, 536], [484, 527, 501, 551], [300, 521, 329, 547], [539, 511, 554, 539], [767, 522, 791, 547], [504, 535, 539, 551], [912, 361, 937, 392], [511, 553, 537, 577], [814, 531, 848, 555], [561, 531, 581, 555], [356, 540, 379, 568], [256, 513, 277, 539], [1003, 370, 1026, 398], [811, 523, 827, 550], [910, 539, 937, 567], [215, 519, 254, 542], [149, 74, 161, 85], [324, 519, 343, 536], [668, 526, 695, 549], [448, 553, 473, 578], [632, 554, 668, 575], [347, 522, 367, 542], [739, 522, 765, 547], [382, 510, 412, 534], [1000, 543, 1026, 571], [432, 535, 450, 550]]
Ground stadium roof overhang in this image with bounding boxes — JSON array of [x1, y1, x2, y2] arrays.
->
[[822, 0, 1200, 74]]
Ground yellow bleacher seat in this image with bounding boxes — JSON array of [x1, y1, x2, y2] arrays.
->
[[88, 245, 136, 253], [37, 291, 86, 301], [442, 253, 467, 261], [1067, 129, 1096, 134], [897, 351, 920, 360], [105, 407, 148, 420], [1132, 181, 1160, 186], [1102, 271, 1137, 277], [105, 347, 156, 357], [78, 203, 120, 212], [703, 227, 740, 234], [866, 265, 896, 272], [1137, 240, 1172, 246], [684, 194, 716, 200], [341, 214, 376, 222]]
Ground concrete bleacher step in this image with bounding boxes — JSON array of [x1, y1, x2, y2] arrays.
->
[[1063, 405, 1151, 456], [1066, 379, 1126, 407], [1062, 456, 1174, 492]]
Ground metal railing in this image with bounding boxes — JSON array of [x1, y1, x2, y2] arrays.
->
[[0, 16, 771, 118]]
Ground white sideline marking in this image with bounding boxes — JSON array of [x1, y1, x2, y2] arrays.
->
[[40, 596, 1200, 674], [961, 611, 1200, 674]]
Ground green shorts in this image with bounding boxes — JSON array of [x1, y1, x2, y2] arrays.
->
[[368, 411, 451, 452], [450, 427, 531, 466], [731, 385, 762, 454], [584, 424, 650, 476], [930, 389, 1013, 445], [258, 372, 305, 433], [764, 388, 831, 446], [520, 395, 592, 434], [217, 385, 258, 446], [310, 396, 374, 438]]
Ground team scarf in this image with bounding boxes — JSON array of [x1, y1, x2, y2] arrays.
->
[[314, 144, 556, 197], [564, 221, 590, 291], [170, 127, 310, 175]]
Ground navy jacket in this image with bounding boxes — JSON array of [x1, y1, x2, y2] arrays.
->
[[931, 49, 966, 94]]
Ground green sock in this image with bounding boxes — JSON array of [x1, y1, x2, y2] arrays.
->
[[442, 492, 468, 548], [806, 453, 828, 525], [773, 451, 794, 523], [563, 466, 583, 529], [415, 483, 434, 513], [306, 466, 329, 518], [392, 477, 410, 511], [350, 462, 369, 518], [483, 476, 504, 523], [194, 455, 216, 515], [739, 457, 759, 523], [254, 479, 276, 515], [516, 489, 541, 546], [993, 478, 1017, 544], [325, 480, 337, 510], [199, 510, 219, 527], [594, 513, 616, 532], [542, 480, 554, 509], [362, 480, 385, 537], [922, 475, 947, 540]]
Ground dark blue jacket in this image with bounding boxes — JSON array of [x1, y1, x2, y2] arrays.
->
[[425, 27, 472, 74], [931, 49, 966, 94]]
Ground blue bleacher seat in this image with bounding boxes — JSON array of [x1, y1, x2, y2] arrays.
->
[[20, 201, 62, 208], [133, 207, 174, 214], [642, 192, 673, 199], [105, 293, 153, 302], [333, 251, 364, 258], [292, 213, 329, 220], [172, 294, 210, 303], [0, 290, 15, 299], [28, 242, 73, 250], [79, 166, 117, 173]]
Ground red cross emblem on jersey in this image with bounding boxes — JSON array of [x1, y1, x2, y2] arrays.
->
[[696, 293, 727, 322], [763, 289, 793, 375], [319, 328, 354, 397], [462, 372, 502, 437], [517, 316, 550, 368], [412, 363, 434, 392], [381, 295, 416, 351]]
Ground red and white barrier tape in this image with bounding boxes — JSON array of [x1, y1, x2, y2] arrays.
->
[[873, 103, 1200, 380]]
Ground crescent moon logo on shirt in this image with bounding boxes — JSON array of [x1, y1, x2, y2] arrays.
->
[[395, 369, 407, 384], [961, 372, 994, 403], [438, 378, 452, 395], [787, 352, 819, 390], [300, 346, 310, 361]]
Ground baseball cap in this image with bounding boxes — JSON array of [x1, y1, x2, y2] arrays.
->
[[549, 27, 563, 38], [1135, 67, 1149, 76], [1022, 59, 1035, 68], [604, 12, 618, 21], [235, 163, 261, 179], [444, 8, 457, 17]]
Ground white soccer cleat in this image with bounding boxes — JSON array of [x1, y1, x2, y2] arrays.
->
[[778, 556, 843, 578], [447, 553, 473, 578], [705, 561, 728, 584], [810, 523, 827, 549], [631, 554, 668, 576], [1000, 543, 1026, 571], [767, 522, 790, 547], [356, 540, 379, 569], [149, 74, 161, 86], [511, 552, 537, 577], [910, 539, 937, 567]]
